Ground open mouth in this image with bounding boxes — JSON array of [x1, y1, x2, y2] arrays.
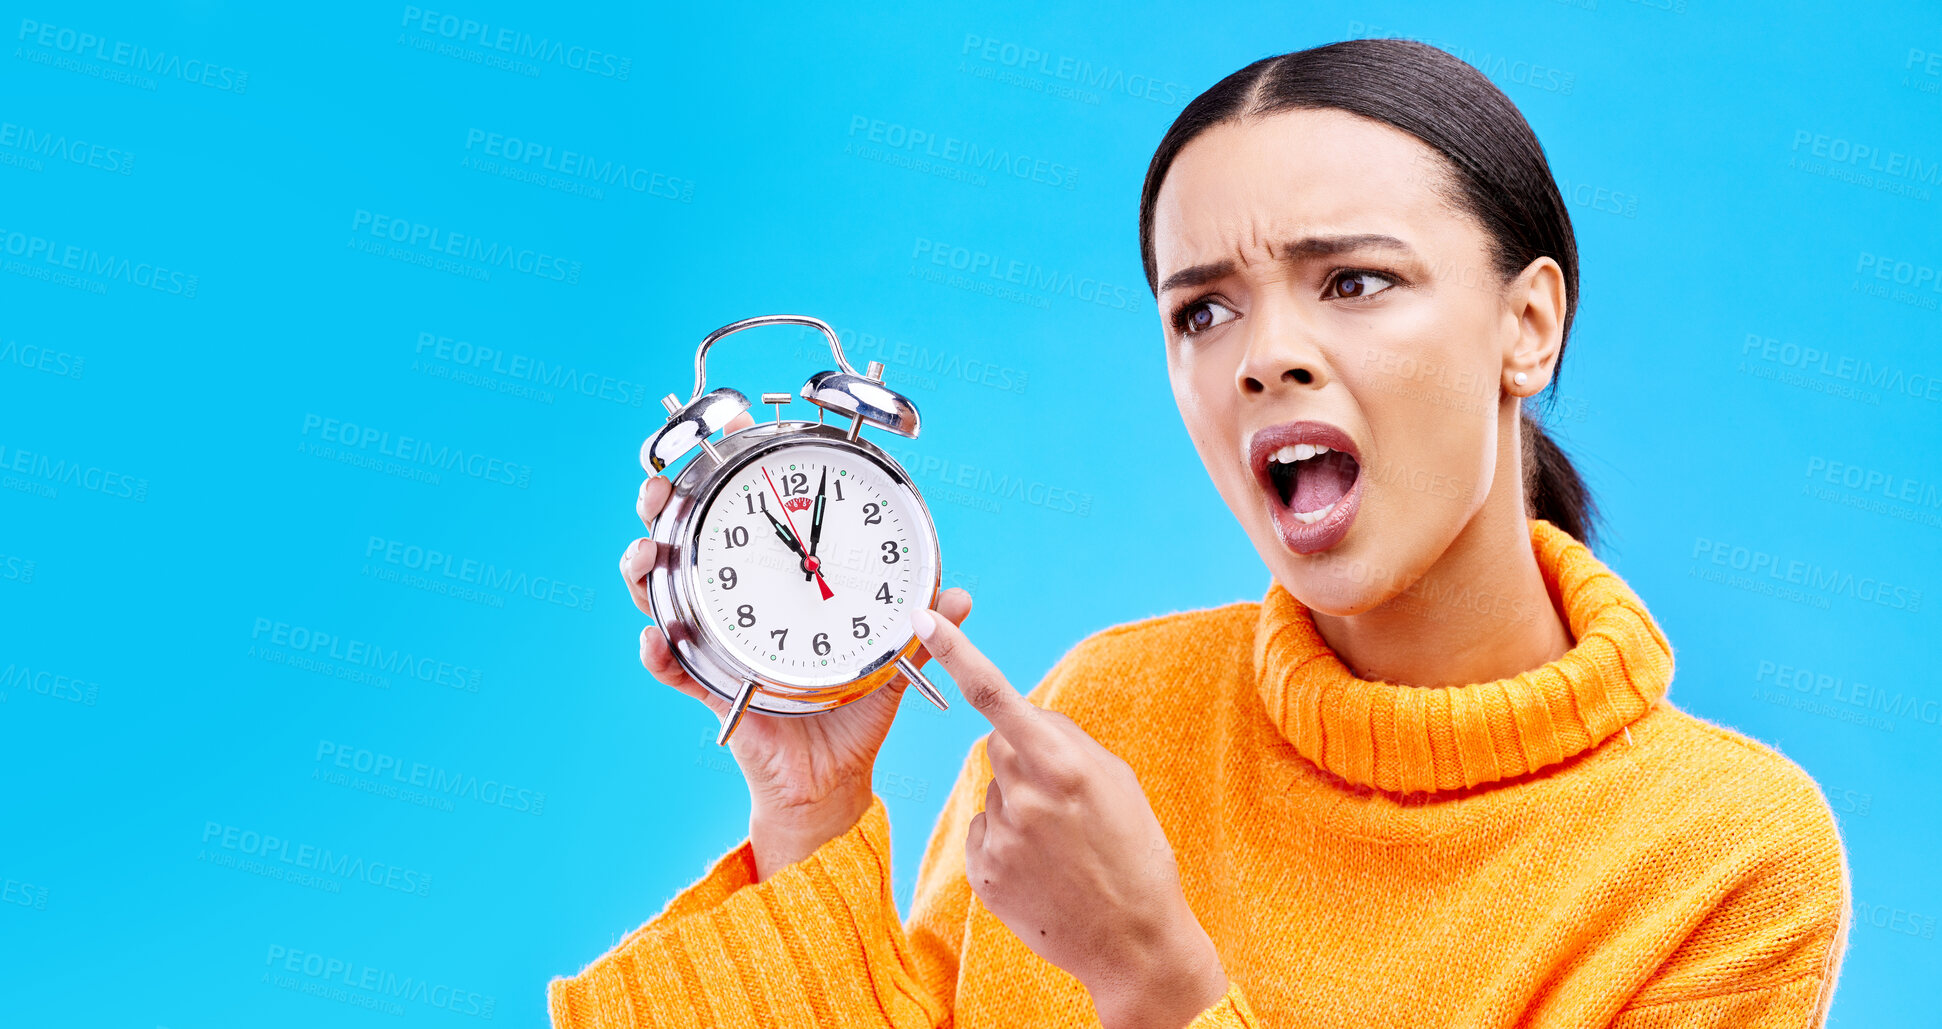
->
[[1266, 444, 1362, 524], [1247, 421, 1365, 554]]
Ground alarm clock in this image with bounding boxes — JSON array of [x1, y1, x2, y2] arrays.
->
[[641, 314, 949, 746]]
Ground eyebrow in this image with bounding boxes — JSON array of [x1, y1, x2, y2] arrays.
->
[[1157, 233, 1417, 294]]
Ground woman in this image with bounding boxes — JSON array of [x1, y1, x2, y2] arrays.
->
[[562, 39, 1849, 1028]]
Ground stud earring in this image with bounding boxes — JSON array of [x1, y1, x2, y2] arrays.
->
[[1513, 372, 1529, 387]]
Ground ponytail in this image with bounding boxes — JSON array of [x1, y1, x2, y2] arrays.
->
[[1520, 404, 1598, 549]]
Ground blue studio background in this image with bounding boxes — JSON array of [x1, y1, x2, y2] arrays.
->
[[3, 1, 1939, 1024]]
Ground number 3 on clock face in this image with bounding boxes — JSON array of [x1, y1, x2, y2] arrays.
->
[[689, 442, 939, 690]]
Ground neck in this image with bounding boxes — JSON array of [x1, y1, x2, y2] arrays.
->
[[1311, 494, 1573, 689]]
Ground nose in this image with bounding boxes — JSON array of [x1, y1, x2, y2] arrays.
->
[[1234, 305, 1329, 397]]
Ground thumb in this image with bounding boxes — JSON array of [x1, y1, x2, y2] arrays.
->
[[909, 607, 1041, 741]]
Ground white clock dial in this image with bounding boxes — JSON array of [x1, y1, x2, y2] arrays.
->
[[689, 443, 938, 689]]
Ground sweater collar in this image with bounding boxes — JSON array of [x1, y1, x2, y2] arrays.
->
[[1252, 518, 1674, 794]]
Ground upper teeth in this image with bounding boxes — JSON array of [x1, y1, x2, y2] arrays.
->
[[1272, 443, 1332, 465]]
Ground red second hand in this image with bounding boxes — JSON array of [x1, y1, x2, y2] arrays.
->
[[763, 466, 833, 600]]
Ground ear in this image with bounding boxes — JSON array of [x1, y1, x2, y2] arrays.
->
[[1502, 256, 1567, 398]]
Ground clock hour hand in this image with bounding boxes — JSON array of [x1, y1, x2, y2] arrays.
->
[[761, 505, 804, 557], [805, 468, 828, 582]]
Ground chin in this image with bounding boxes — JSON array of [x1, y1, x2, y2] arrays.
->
[[1252, 501, 1417, 617], [1272, 558, 1388, 617]]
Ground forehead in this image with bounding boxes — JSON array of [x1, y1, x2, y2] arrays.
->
[[1152, 108, 1463, 272]]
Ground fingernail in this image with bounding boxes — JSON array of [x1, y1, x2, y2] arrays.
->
[[910, 608, 937, 641], [622, 539, 649, 580]]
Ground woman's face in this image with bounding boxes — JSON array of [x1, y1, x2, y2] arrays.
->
[[1151, 108, 1562, 616]]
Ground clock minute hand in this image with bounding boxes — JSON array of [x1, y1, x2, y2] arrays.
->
[[805, 468, 828, 582], [762, 466, 834, 601]]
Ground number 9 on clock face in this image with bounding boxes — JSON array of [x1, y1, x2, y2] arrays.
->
[[689, 442, 940, 692]]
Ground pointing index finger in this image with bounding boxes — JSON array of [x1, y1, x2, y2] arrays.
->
[[909, 608, 1046, 745]]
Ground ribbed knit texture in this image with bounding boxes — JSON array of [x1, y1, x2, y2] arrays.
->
[[1255, 518, 1675, 793], [551, 519, 1851, 1028]]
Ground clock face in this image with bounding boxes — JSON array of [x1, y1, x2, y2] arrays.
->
[[688, 442, 938, 688]]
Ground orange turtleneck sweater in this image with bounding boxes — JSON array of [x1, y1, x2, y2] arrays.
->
[[550, 519, 1851, 1027]]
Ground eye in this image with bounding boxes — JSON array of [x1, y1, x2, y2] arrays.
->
[[1173, 298, 1239, 336], [1325, 269, 1398, 300]]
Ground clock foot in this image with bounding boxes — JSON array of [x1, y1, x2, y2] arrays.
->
[[717, 678, 757, 745], [897, 657, 949, 712]]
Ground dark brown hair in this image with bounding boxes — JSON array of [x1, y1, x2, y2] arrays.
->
[[1137, 38, 1599, 548]]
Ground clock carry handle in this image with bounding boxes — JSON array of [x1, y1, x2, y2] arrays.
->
[[691, 314, 923, 441], [682, 314, 860, 402], [644, 315, 925, 474]]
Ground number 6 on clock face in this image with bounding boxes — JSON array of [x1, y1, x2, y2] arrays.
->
[[688, 441, 940, 693]]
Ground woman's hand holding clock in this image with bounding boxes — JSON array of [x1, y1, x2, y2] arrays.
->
[[621, 411, 974, 882], [910, 608, 1231, 1029]]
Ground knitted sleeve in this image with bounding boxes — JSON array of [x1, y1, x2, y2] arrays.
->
[[547, 723, 1262, 1028], [1608, 975, 1830, 1029], [1608, 768, 1851, 1028], [545, 737, 990, 1028], [1184, 980, 1260, 1027]]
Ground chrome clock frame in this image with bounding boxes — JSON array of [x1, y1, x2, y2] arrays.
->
[[642, 313, 949, 745]]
